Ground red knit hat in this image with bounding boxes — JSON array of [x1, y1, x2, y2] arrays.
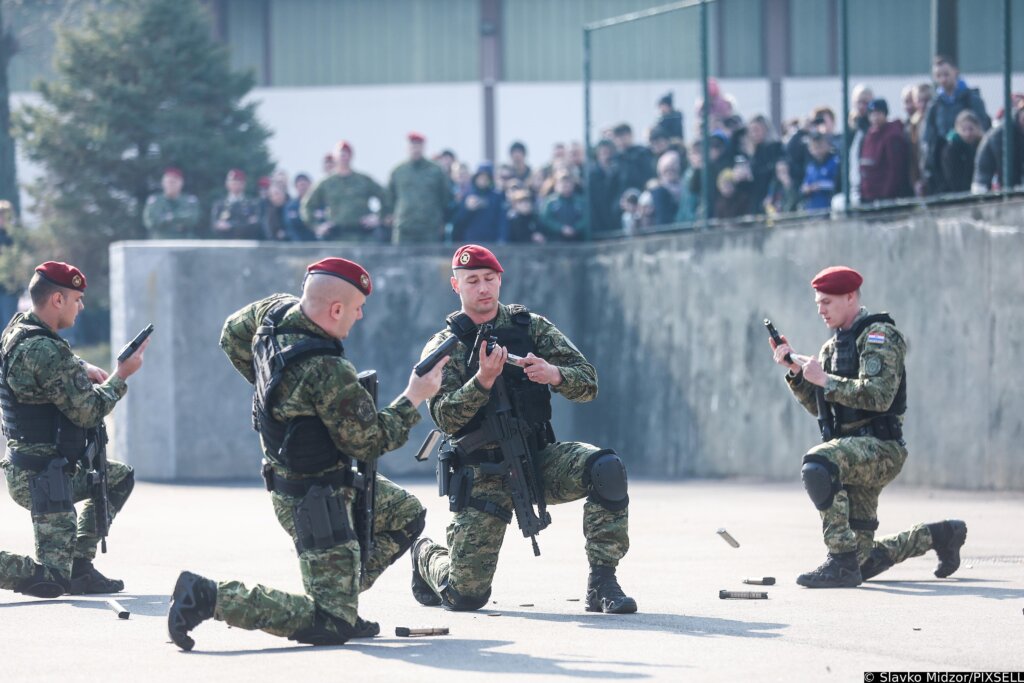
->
[[452, 245, 503, 272], [811, 266, 863, 295], [306, 257, 372, 296], [35, 261, 87, 291]]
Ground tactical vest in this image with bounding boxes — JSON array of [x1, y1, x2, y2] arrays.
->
[[0, 318, 89, 459], [251, 301, 352, 474], [828, 312, 907, 431], [447, 305, 553, 441]]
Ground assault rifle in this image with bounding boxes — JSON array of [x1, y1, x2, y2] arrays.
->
[[355, 370, 378, 571], [86, 422, 111, 553]]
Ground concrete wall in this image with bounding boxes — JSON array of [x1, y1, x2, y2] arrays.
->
[[110, 200, 1024, 489]]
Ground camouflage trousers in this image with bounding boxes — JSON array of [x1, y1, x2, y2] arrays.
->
[[215, 473, 424, 639], [0, 457, 134, 590], [806, 436, 933, 565], [417, 441, 629, 608]]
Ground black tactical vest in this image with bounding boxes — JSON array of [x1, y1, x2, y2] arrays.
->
[[251, 301, 351, 474], [448, 305, 553, 439], [828, 312, 908, 430], [0, 318, 89, 457]]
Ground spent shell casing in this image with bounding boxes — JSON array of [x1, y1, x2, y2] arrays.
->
[[719, 590, 768, 600], [716, 528, 740, 548]]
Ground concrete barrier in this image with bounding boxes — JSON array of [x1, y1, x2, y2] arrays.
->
[[110, 200, 1024, 489]]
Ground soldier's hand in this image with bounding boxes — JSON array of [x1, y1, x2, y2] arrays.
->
[[520, 353, 563, 386], [475, 341, 507, 390], [114, 338, 150, 381], [769, 334, 803, 374], [403, 357, 449, 407], [794, 354, 828, 387], [83, 363, 109, 384]]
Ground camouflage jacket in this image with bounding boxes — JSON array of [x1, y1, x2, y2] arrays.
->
[[786, 308, 907, 427], [143, 192, 201, 238], [210, 195, 262, 239], [386, 159, 451, 240], [1, 312, 126, 458], [420, 303, 597, 437], [219, 294, 420, 473], [300, 171, 390, 229]]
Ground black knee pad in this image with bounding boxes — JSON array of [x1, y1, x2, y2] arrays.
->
[[15, 564, 69, 599], [383, 508, 427, 565], [801, 454, 841, 511], [584, 449, 629, 512], [288, 608, 356, 646], [441, 584, 491, 612], [108, 467, 135, 511]]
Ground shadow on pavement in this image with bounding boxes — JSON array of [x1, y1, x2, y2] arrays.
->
[[191, 638, 678, 678], [0, 594, 170, 616], [861, 578, 1024, 600], [489, 609, 787, 639]]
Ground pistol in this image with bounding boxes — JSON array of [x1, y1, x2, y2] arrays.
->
[[415, 336, 458, 376], [117, 324, 154, 362], [763, 319, 792, 364]]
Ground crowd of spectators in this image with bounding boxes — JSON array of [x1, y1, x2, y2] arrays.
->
[[142, 54, 1024, 244]]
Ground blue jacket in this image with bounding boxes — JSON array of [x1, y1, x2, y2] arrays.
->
[[802, 154, 840, 210], [452, 188, 507, 243]]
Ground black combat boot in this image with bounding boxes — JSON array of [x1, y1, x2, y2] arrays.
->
[[411, 537, 442, 607], [927, 520, 967, 578], [585, 566, 637, 614], [14, 564, 68, 599], [69, 558, 124, 595], [859, 547, 894, 581], [796, 551, 863, 588], [167, 571, 217, 651]]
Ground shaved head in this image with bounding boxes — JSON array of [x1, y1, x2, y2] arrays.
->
[[300, 273, 366, 339]]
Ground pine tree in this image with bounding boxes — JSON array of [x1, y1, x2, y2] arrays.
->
[[15, 0, 273, 305]]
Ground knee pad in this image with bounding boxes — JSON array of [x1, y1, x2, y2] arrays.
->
[[384, 508, 427, 565], [15, 564, 69, 599], [441, 584, 491, 612], [288, 608, 355, 646], [108, 468, 135, 510], [801, 455, 841, 511], [584, 450, 629, 512]]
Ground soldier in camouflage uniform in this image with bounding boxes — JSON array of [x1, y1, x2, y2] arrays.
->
[[411, 245, 636, 614], [0, 262, 148, 598], [210, 169, 262, 239], [142, 167, 200, 239], [167, 257, 446, 651], [771, 265, 967, 588], [301, 141, 389, 242], [386, 132, 452, 244]]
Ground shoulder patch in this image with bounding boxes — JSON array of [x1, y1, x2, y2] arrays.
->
[[866, 332, 886, 345], [863, 354, 883, 376], [73, 370, 92, 391], [354, 395, 376, 426]]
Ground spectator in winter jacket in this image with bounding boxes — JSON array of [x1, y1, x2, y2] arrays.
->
[[859, 99, 912, 202], [940, 110, 984, 193], [650, 151, 683, 226], [452, 166, 507, 243], [541, 172, 588, 241], [922, 55, 991, 193], [612, 123, 656, 193], [801, 132, 841, 211], [587, 139, 622, 236], [972, 105, 1024, 193], [505, 188, 544, 244]]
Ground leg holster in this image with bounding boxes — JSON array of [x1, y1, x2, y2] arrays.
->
[[292, 484, 357, 555], [28, 458, 74, 515], [448, 466, 474, 513]]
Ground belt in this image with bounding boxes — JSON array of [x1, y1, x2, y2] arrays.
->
[[8, 449, 73, 473], [262, 464, 365, 497]]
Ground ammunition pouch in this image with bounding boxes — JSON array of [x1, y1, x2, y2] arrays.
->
[[28, 458, 74, 515], [291, 484, 358, 555]]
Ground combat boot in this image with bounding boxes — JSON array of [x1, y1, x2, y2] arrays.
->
[[69, 558, 124, 595], [14, 564, 68, 599], [796, 551, 862, 588], [411, 537, 442, 607], [167, 570, 217, 651], [585, 566, 637, 614], [928, 520, 967, 578], [859, 547, 894, 581]]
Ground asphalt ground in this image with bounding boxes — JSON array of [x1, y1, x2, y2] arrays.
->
[[1, 479, 1022, 682]]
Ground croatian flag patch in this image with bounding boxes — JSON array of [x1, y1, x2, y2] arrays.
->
[[866, 332, 886, 345]]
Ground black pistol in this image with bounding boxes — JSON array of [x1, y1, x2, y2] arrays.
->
[[414, 335, 458, 376], [117, 324, 154, 362], [763, 319, 792, 363]]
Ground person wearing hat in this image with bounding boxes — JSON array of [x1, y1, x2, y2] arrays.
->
[[452, 165, 507, 243], [300, 141, 389, 243], [0, 262, 148, 599], [770, 266, 967, 588], [167, 258, 446, 651], [143, 167, 201, 239], [859, 99, 912, 203], [410, 245, 636, 615], [385, 132, 452, 244], [210, 168, 262, 239]]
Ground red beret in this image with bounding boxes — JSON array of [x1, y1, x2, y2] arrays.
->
[[408, 131, 426, 143], [226, 168, 246, 182], [336, 140, 353, 154], [307, 257, 372, 296], [811, 266, 863, 295], [35, 261, 87, 291], [257, 176, 271, 189], [163, 167, 183, 179], [452, 244, 503, 272]]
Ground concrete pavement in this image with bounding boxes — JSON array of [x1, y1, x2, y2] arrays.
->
[[1, 479, 1022, 681]]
